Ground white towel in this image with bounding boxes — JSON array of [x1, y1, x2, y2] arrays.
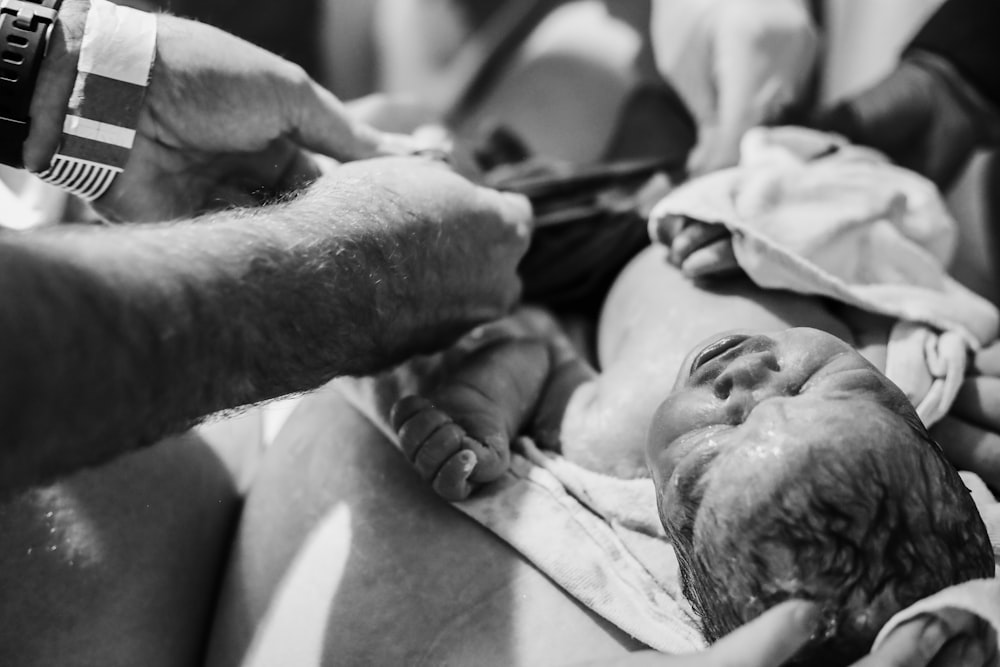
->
[[648, 126, 1000, 425]]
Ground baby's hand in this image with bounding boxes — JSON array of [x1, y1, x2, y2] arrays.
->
[[391, 395, 511, 501], [650, 214, 739, 279]]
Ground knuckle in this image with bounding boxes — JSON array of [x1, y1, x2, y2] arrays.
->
[[431, 452, 477, 500], [398, 409, 453, 458], [391, 395, 431, 430]]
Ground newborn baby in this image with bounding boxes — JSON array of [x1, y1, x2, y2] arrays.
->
[[390, 248, 995, 664], [649, 328, 992, 664]]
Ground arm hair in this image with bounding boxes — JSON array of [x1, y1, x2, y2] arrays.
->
[[0, 178, 423, 493]]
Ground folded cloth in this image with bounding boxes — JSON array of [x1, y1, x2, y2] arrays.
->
[[648, 126, 1000, 425], [872, 578, 1000, 661], [884, 323, 970, 426]]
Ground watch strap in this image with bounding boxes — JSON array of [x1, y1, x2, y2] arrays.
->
[[0, 0, 61, 168]]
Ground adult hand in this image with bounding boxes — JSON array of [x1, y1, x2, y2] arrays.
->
[[28, 3, 418, 222], [649, 0, 818, 177], [649, 214, 739, 279], [951, 340, 1000, 435], [578, 601, 990, 666], [809, 53, 1000, 191], [863, 608, 995, 667], [935, 339, 1000, 488], [328, 156, 532, 361]]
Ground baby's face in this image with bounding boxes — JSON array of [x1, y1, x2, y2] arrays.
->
[[648, 328, 995, 657], [647, 327, 915, 521]]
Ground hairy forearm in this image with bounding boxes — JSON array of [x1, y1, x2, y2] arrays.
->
[[0, 178, 422, 491]]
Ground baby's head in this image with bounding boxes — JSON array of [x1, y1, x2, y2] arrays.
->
[[647, 327, 993, 666]]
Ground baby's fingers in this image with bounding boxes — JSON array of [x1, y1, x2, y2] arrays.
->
[[433, 449, 478, 501], [681, 239, 739, 279], [393, 397, 471, 482], [648, 213, 688, 246], [455, 432, 511, 483], [394, 398, 451, 461], [391, 395, 433, 432], [671, 222, 731, 267], [410, 421, 468, 481]]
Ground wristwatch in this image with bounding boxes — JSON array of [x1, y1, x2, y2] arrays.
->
[[0, 0, 62, 168]]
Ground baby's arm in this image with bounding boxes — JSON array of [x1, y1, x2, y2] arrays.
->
[[390, 312, 596, 500]]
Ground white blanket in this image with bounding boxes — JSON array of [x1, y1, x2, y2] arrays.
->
[[649, 126, 999, 425]]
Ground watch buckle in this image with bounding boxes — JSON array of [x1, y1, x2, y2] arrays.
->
[[0, 0, 58, 31]]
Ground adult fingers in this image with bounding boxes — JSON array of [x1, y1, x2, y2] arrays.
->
[[973, 340, 1000, 376], [699, 600, 818, 667], [212, 139, 323, 202], [853, 609, 990, 667], [951, 376, 1000, 434], [293, 78, 422, 161], [929, 415, 1000, 490], [927, 635, 992, 667], [856, 613, 970, 667]]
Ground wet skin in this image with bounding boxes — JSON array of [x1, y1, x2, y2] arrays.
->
[[647, 327, 919, 532]]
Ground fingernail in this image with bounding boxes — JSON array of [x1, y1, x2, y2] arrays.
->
[[460, 450, 477, 474]]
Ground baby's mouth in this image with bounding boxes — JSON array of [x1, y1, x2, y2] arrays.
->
[[690, 334, 751, 374]]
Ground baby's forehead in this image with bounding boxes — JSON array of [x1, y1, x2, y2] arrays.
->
[[703, 398, 919, 490], [745, 393, 906, 440]]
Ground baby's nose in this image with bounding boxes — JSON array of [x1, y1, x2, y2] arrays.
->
[[712, 353, 780, 399]]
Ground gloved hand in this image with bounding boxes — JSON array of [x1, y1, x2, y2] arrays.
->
[[649, 0, 818, 176], [810, 51, 1000, 191]]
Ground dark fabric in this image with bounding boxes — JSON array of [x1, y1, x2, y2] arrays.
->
[[484, 151, 681, 313], [908, 0, 1000, 110]]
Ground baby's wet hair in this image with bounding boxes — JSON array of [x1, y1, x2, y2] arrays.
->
[[662, 411, 993, 667]]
